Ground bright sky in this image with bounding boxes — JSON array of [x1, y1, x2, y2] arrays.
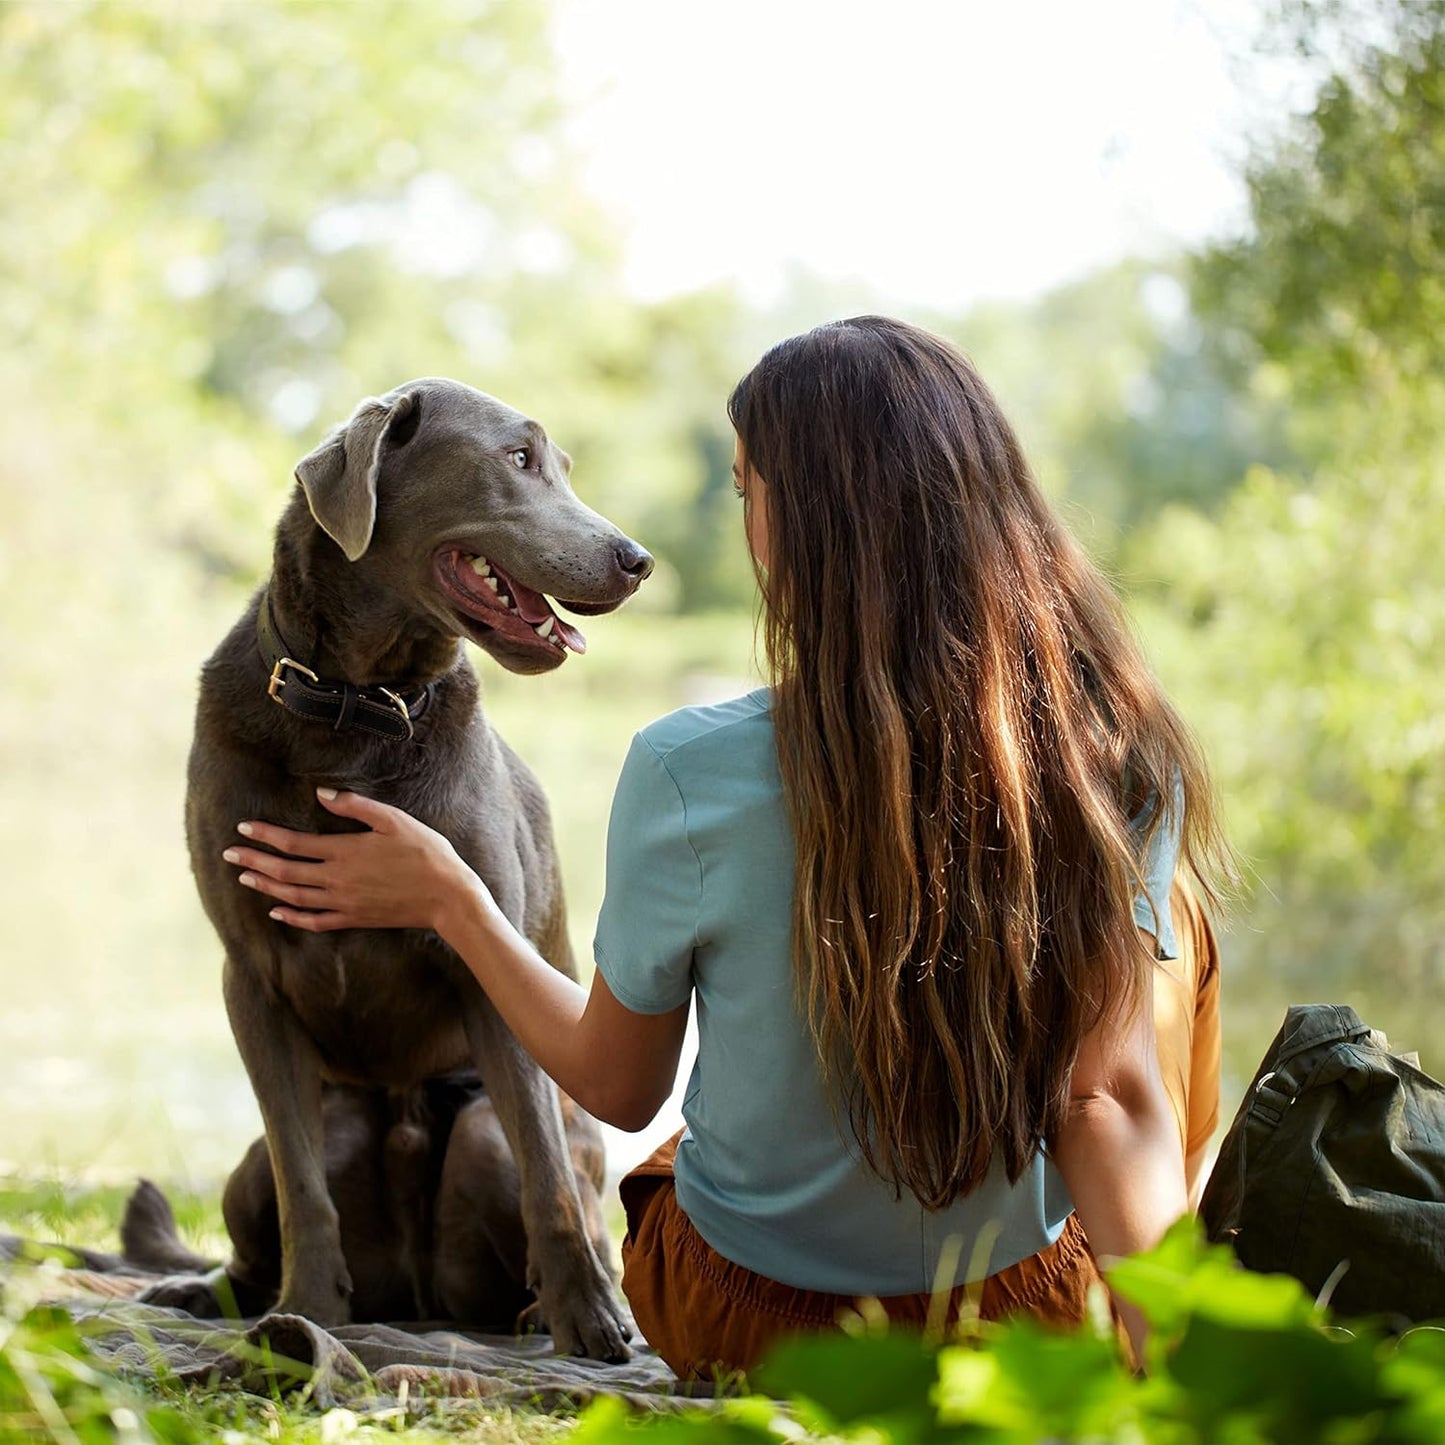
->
[[552, 0, 1298, 310]]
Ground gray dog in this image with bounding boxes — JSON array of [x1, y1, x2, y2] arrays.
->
[[179, 378, 648, 1358]]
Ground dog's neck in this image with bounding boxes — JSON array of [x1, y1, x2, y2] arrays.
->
[[266, 529, 463, 690]]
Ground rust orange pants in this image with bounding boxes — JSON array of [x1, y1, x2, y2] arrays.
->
[[619, 882, 1221, 1379]]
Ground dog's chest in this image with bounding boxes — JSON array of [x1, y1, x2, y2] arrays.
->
[[275, 929, 474, 1086]]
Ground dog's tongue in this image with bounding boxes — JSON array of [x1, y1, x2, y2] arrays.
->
[[503, 575, 552, 625], [553, 617, 587, 654], [503, 573, 588, 654]]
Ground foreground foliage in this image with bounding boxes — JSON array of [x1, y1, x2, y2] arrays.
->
[[573, 1221, 1445, 1445], [4, 1220, 1444, 1443]]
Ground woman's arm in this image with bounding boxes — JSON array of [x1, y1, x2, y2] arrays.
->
[[1049, 931, 1188, 1357], [224, 788, 690, 1132], [428, 876, 690, 1131]]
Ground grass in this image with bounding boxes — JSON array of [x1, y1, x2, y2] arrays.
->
[[0, 1177, 227, 1264], [0, 1180, 596, 1443]]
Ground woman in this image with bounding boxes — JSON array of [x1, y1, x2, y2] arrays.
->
[[225, 317, 1226, 1372]]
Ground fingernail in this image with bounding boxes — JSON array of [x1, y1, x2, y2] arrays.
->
[[269, 909, 284, 921], [317, 787, 337, 801], [222, 848, 241, 864], [237, 822, 255, 837], [238, 873, 256, 888]]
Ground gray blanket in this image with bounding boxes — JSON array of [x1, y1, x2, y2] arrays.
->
[[2, 1241, 717, 1413]]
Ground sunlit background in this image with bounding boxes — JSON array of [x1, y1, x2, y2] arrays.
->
[[1, 0, 1441, 1197]]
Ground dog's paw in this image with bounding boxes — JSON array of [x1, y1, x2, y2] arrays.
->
[[551, 1293, 634, 1362], [531, 1264, 633, 1362], [135, 1270, 228, 1318]]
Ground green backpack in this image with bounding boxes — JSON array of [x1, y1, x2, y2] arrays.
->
[[1199, 1003, 1445, 1323]]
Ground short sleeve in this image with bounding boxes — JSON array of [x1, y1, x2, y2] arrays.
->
[[1130, 777, 1183, 960], [592, 734, 701, 1015]]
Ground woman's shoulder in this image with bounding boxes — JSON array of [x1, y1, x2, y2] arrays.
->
[[633, 686, 773, 769]]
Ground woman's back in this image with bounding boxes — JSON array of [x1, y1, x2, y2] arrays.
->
[[595, 686, 1182, 1294]]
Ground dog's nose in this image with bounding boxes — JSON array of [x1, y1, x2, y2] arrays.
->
[[615, 541, 654, 581]]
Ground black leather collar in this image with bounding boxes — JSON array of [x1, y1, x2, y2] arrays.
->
[[257, 588, 433, 742]]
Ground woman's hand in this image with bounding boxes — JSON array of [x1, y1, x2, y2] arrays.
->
[[223, 788, 482, 933], [227, 789, 689, 1136]]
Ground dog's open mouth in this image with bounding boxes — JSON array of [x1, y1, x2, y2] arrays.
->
[[434, 548, 588, 656]]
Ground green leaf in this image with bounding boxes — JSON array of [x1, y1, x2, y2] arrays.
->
[[1108, 1216, 1318, 1342], [753, 1330, 941, 1436], [571, 1394, 783, 1445], [1378, 1328, 1445, 1441], [1167, 1317, 1400, 1438], [936, 1318, 1136, 1438]]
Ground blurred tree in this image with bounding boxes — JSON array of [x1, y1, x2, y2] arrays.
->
[[1134, 395, 1445, 1015], [0, 1, 541, 555], [0, 0, 757, 593], [1196, 0, 1445, 407], [940, 262, 1294, 548], [1135, 0, 1445, 1012]]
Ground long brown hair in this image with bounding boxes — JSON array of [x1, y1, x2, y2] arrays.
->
[[728, 316, 1227, 1209]]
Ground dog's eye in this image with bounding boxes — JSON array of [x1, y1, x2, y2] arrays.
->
[[509, 448, 531, 471]]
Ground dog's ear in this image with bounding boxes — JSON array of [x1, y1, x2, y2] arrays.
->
[[295, 391, 422, 561]]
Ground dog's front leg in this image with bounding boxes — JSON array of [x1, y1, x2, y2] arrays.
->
[[222, 957, 352, 1325], [460, 995, 631, 1360]]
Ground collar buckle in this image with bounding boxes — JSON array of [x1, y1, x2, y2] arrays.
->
[[267, 656, 320, 702], [377, 686, 416, 741]]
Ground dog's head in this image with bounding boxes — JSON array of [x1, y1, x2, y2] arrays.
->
[[294, 379, 652, 675]]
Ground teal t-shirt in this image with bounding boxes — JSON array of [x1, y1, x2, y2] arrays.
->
[[593, 688, 1180, 1295]]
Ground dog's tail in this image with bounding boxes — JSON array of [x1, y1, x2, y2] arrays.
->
[[119, 1179, 217, 1274]]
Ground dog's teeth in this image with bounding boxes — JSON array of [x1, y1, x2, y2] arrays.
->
[[484, 576, 500, 593], [469, 556, 491, 577], [535, 617, 555, 639]]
